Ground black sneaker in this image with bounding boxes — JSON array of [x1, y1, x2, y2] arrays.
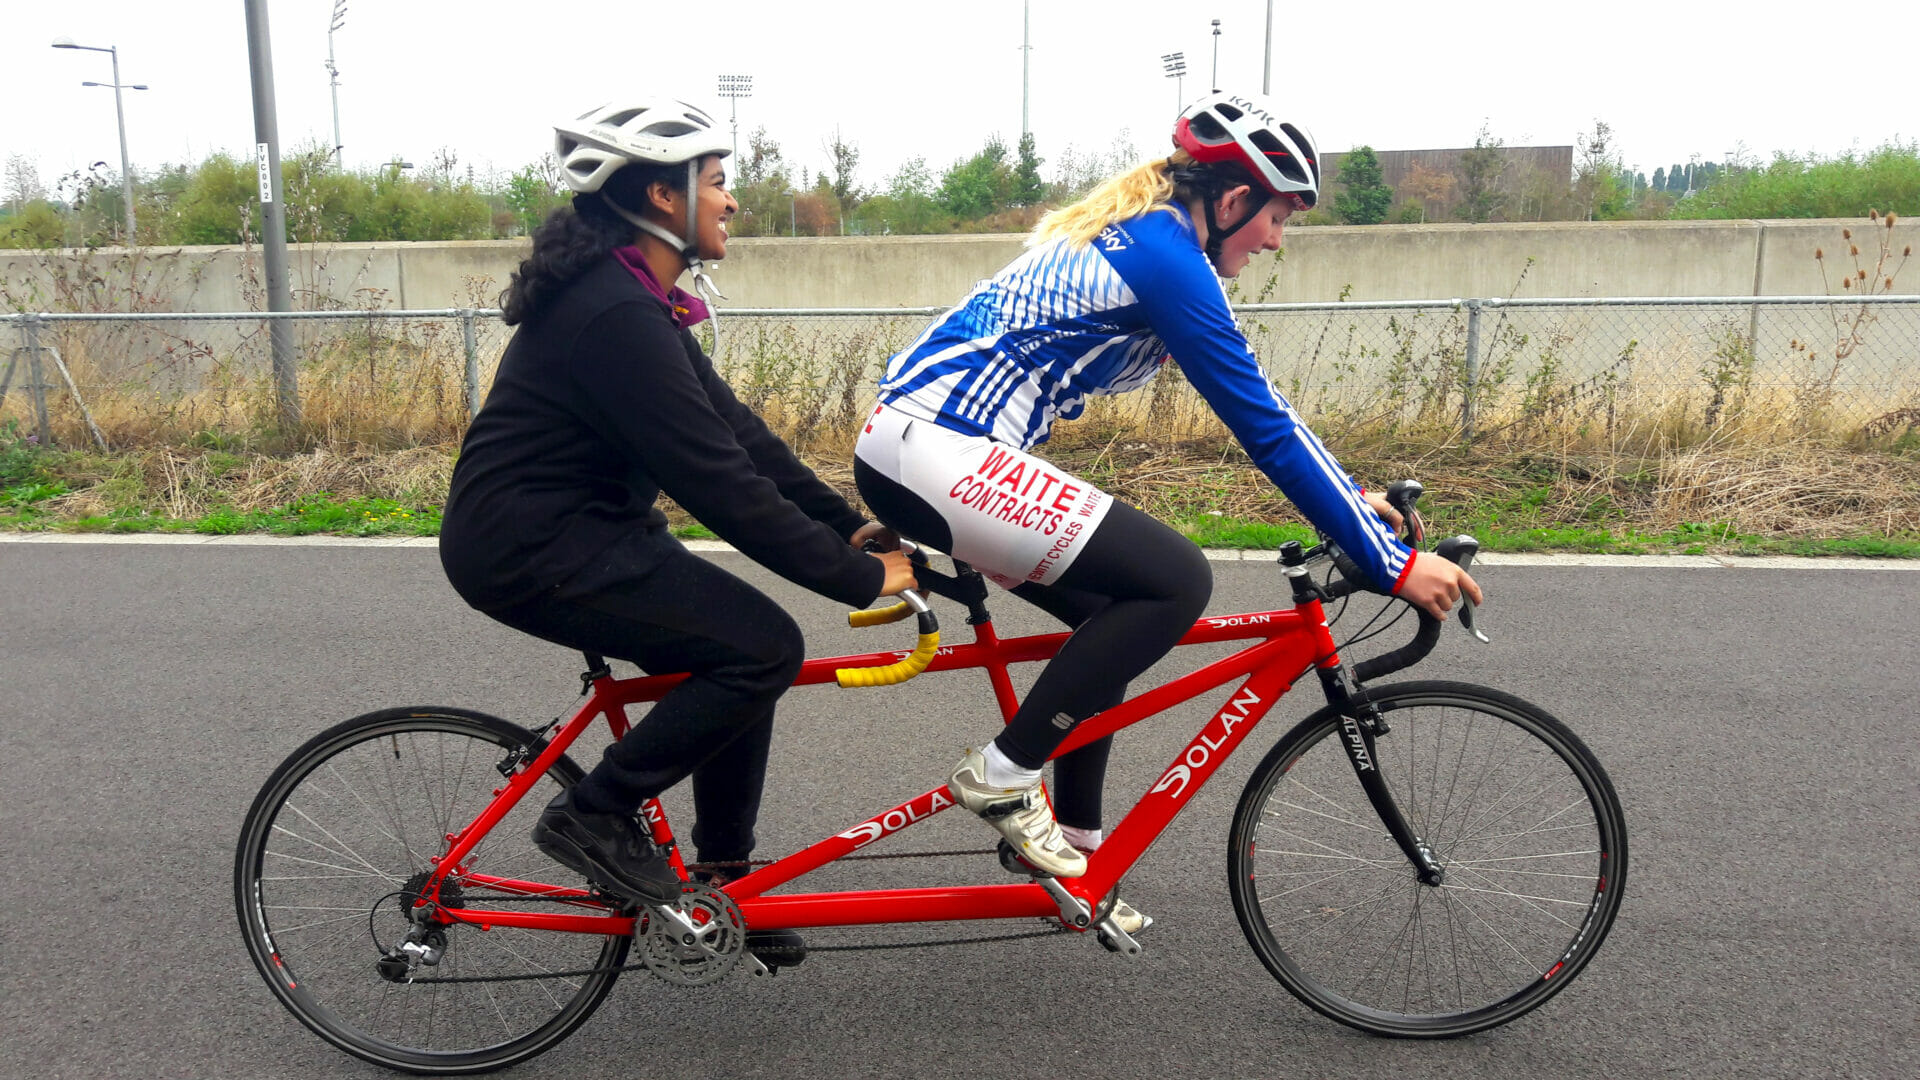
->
[[531, 788, 680, 905]]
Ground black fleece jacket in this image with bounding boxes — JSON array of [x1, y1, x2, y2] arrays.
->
[[440, 256, 883, 611]]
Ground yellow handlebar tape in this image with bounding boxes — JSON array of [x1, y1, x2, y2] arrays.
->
[[836, 632, 941, 688], [847, 601, 914, 628]]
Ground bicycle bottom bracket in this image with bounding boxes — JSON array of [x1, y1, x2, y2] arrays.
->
[[641, 883, 745, 987]]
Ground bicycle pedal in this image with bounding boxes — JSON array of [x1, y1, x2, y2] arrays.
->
[[996, 839, 1052, 878], [1095, 924, 1143, 958]]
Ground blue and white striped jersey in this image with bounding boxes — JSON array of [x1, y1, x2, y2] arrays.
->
[[878, 203, 1414, 591]]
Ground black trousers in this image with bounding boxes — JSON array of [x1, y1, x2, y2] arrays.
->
[[487, 535, 804, 865], [855, 459, 1213, 830]]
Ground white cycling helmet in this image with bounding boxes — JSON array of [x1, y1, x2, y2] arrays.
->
[[554, 99, 732, 194], [1169, 91, 1319, 269], [553, 98, 735, 322], [1172, 91, 1320, 211]]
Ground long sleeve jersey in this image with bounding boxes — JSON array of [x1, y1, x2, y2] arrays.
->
[[877, 204, 1413, 592], [442, 256, 883, 611]]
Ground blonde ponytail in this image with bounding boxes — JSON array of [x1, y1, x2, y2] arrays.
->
[[1031, 150, 1205, 249]]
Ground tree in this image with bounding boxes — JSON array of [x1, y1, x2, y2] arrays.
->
[[1574, 119, 1629, 220], [825, 130, 862, 209], [1455, 124, 1508, 223], [937, 135, 1013, 221], [1332, 145, 1394, 225], [1400, 160, 1456, 223], [5, 154, 47, 216], [1652, 166, 1666, 193], [503, 155, 567, 235], [1012, 132, 1046, 207], [729, 128, 794, 237], [736, 126, 786, 188]]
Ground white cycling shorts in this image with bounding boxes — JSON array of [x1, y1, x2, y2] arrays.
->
[[854, 403, 1113, 591]]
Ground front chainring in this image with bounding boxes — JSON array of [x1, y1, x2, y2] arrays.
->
[[642, 883, 745, 986]]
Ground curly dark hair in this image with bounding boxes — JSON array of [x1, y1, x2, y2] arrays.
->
[[499, 161, 694, 326]]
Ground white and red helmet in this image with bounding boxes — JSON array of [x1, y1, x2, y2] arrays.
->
[[1173, 91, 1320, 211]]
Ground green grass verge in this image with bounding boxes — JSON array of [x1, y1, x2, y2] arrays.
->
[[1167, 514, 1920, 557], [3, 439, 1914, 556], [10, 491, 1913, 557]]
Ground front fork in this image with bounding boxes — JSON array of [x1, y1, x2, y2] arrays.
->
[[1285, 556, 1445, 888], [1316, 667, 1445, 887]]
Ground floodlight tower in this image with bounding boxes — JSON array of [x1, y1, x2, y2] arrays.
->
[[1161, 52, 1187, 113], [717, 74, 753, 163]]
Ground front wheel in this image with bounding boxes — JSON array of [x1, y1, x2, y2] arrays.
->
[[234, 707, 630, 1074], [1228, 681, 1627, 1037]]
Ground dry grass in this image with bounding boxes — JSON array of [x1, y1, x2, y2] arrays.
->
[[9, 308, 1918, 541], [42, 445, 454, 521]]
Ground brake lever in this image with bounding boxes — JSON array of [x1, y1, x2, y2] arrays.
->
[[1385, 479, 1426, 547], [1433, 535, 1489, 643]]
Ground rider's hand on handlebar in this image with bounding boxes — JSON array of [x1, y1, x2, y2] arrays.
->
[[1364, 490, 1404, 534], [850, 521, 902, 552], [1397, 554, 1483, 622], [871, 549, 919, 598]]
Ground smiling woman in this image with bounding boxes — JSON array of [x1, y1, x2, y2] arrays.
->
[[436, 98, 917, 942]]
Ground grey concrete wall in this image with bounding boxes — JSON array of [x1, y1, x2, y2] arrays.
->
[[3, 219, 1913, 315]]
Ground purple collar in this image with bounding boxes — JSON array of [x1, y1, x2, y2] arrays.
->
[[611, 246, 710, 329]]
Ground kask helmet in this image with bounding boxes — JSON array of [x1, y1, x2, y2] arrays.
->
[[1173, 91, 1319, 211], [554, 99, 732, 194]]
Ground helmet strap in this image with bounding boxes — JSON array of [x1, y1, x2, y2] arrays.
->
[[602, 168, 729, 357], [603, 179, 729, 301], [1199, 188, 1270, 271]]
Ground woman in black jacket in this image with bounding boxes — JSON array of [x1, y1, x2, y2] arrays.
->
[[441, 99, 915, 908]]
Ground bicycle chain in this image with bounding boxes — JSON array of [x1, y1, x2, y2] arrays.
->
[[391, 848, 1073, 985]]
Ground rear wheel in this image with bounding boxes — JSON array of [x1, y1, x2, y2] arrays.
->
[[235, 707, 630, 1074], [1229, 681, 1626, 1037]]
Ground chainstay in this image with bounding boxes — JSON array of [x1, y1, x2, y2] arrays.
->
[[397, 925, 1075, 982]]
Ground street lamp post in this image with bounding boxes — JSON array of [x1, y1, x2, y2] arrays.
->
[[1161, 52, 1187, 114], [717, 74, 752, 164], [1020, 0, 1032, 137], [1262, 0, 1273, 94], [1210, 19, 1222, 92], [51, 37, 144, 244], [326, 1, 347, 166]]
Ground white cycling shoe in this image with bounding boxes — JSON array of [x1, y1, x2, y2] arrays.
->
[[1102, 894, 1153, 935], [948, 749, 1087, 878]]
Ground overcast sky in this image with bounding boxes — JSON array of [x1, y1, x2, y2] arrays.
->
[[4, 0, 1912, 197]]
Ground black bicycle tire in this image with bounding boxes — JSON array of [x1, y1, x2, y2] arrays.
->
[[234, 707, 628, 1074], [1227, 680, 1627, 1038]]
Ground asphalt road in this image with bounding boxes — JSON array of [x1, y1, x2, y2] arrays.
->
[[1, 540, 1915, 1080]]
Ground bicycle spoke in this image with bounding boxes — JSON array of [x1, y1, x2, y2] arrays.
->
[[273, 804, 391, 877], [1231, 687, 1624, 1033], [1265, 795, 1386, 836], [239, 712, 625, 1070]]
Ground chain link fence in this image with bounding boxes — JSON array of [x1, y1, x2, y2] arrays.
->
[[5, 296, 1918, 452]]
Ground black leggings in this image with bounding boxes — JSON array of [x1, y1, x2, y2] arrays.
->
[[855, 459, 1213, 830], [485, 534, 803, 865]]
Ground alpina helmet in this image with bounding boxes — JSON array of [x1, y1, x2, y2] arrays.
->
[[1171, 91, 1319, 268], [554, 99, 731, 194], [554, 99, 734, 315]]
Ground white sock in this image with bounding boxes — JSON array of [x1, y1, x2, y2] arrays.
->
[[1060, 825, 1102, 852], [980, 741, 1041, 789]]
